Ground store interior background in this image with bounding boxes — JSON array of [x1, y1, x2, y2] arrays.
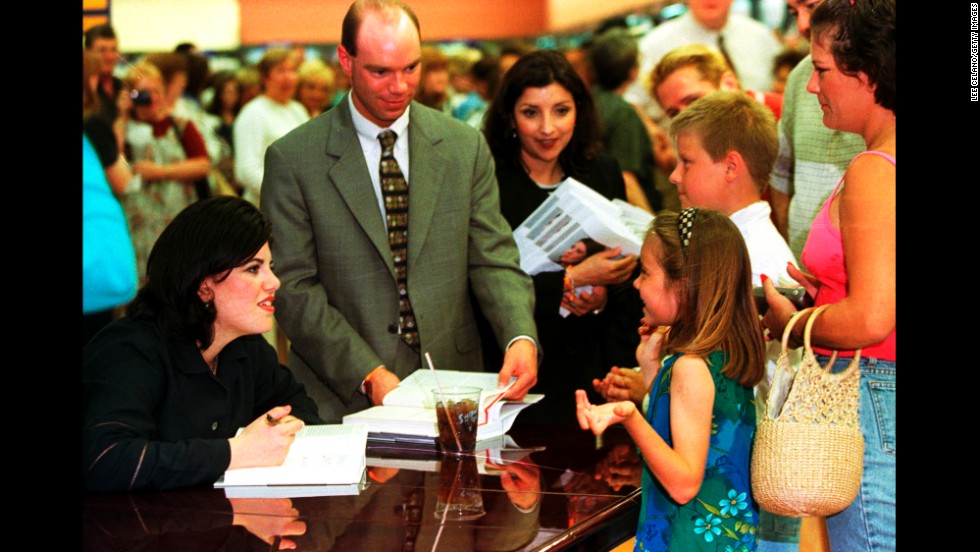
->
[[83, 0, 796, 71]]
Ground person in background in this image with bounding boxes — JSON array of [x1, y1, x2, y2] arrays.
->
[[650, 44, 784, 121], [454, 54, 502, 129], [414, 45, 453, 115], [174, 49, 232, 200], [122, 60, 211, 282], [295, 58, 337, 118], [236, 65, 262, 107], [84, 24, 123, 123], [144, 52, 190, 116], [588, 28, 660, 213], [205, 70, 243, 155], [498, 40, 537, 77], [482, 49, 640, 424], [233, 47, 308, 206], [767, 0, 864, 260], [83, 133, 137, 346], [174, 41, 198, 55], [144, 52, 213, 200], [770, 47, 806, 95], [446, 51, 478, 113], [761, 1, 895, 550], [84, 196, 324, 493], [203, 71, 245, 197], [624, 0, 783, 126], [327, 59, 351, 108], [260, 0, 538, 423], [174, 48, 212, 119], [561, 43, 593, 88], [83, 49, 132, 196], [578, 208, 765, 551]]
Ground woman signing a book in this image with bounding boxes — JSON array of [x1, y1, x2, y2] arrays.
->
[[83, 196, 324, 492], [480, 50, 642, 423]]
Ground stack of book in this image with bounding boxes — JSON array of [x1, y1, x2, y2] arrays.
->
[[215, 423, 369, 498]]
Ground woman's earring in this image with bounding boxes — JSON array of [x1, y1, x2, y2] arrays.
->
[[511, 129, 517, 139]]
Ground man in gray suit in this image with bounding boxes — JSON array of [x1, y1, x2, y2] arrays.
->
[[261, 0, 539, 422]]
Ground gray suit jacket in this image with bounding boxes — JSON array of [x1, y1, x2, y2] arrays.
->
[[261, 98, 537, 422]]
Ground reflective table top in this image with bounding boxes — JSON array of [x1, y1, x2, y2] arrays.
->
[[83, 421, 643, 551]]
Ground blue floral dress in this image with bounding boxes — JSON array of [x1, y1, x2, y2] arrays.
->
[[635, 351, 758, 552]]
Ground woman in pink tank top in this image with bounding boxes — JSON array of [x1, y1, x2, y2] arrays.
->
[[759, 1, 895, 551]]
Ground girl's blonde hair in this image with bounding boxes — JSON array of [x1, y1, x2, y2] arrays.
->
[[649, 209, 764, 387]]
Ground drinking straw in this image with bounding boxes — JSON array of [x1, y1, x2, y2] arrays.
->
[[427, 352, 463, 453]]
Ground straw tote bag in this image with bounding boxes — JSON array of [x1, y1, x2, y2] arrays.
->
[[751, 304, 864, 517]]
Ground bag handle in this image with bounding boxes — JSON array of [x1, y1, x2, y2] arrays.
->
[[780, 307, 838, 369], [804, 304, 861, 377]]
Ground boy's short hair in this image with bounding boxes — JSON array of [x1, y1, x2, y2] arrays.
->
[[669, 91, 777, 193], [649, 44, 730, 102]]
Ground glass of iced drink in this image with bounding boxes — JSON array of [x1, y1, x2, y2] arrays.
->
[[432, 386, 481, 454]]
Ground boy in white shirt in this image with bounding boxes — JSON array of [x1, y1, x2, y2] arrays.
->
[[667, 90, 795, 286]]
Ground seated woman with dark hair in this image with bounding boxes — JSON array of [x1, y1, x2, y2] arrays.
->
[[84, 196, 324, 493]]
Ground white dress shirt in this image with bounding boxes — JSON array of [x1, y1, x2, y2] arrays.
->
[[348, 93, 412, 231]]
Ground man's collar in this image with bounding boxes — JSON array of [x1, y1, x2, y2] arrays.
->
[[348, 93, 411, 142]]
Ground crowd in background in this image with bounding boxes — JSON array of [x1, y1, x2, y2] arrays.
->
[[83, 4, 807, 334]]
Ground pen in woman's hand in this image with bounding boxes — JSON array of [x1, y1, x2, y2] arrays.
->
[[266, 413, 280, 426]]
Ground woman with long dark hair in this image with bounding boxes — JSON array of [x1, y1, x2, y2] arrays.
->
[[482, 50, 641, 423], [84, 196, 323, 492]]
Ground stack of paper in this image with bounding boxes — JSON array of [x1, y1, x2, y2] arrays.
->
[[215, 423, 369, 498]]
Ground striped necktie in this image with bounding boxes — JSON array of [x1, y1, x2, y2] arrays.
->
[[378, 130, 420, 352]]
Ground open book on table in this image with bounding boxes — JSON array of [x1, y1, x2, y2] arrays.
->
[[342, 370, 544, 442], [214, 423, 369, 498]]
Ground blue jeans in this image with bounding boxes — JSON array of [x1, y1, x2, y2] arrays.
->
[[818, 354, 896, 552]]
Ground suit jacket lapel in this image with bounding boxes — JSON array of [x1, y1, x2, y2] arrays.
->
[[406, 105, 447, 268], [327, 100, 396, 277]]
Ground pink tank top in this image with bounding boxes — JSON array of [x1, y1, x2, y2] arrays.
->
[[800, 151, 895, 361]]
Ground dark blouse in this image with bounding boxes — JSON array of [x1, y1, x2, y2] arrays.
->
[[487, 153, 643, 424], [83, 317, 323, 493]]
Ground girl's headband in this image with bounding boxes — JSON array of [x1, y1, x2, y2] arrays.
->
[[677, 207, 699, 251]]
